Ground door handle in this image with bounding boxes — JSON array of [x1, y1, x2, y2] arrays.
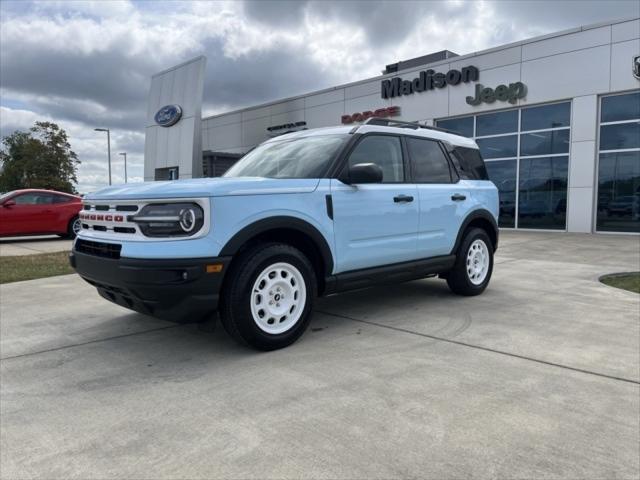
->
[[451, 194, 466, 201], [394, 195, 414, 203]]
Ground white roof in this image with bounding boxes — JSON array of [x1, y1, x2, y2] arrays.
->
[[263, 123, 478, 149]]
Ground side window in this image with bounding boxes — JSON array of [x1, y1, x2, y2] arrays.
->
[[53, 195, 72, 204], [451, 147, 489, 180], [14, 193, 54, 205], [348, 135, 404, 182], [13, 193, 39, 205], [407, 137, 452, 183]]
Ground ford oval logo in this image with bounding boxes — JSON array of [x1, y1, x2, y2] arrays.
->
[[154, 104, 182, 127]]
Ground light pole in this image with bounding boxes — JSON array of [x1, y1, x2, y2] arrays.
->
[[119, 152, 127, 183], [94, 128, 111, 185]]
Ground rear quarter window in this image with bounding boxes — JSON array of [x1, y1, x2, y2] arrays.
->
[[450, 147, 489, 180]]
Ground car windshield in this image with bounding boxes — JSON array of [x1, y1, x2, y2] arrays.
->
[[224, 134, 348, 179], [0, 191, 15, 202]]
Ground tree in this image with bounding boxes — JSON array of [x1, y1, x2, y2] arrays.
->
[[0, 121, 80, 194]]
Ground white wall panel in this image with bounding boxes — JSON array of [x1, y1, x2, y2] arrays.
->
[[522, 26, 610, 61], [571, 95, 598, 142], [270, 98, 305, 115], [242, 116, 272, 148], [521, 46, 610, 104], [569, 140, 596, 188], [344, 80, 381, 99], [241, 105, 271, 121], [205, 112, 242, 128], [450, 46, 521, 71], [144, 56, 206, 181], [344, 94, 389, 116], [143, 127, 156, 179], [208, 123, 243, 150], [610, 39, 640, 92], [392, 86, 449, 121], [304, 101, 344, 128], [270, 110, 305, 127], [567, 187, 594, 233], [305, 89, 344, 108], [612, 19, 640, 43]]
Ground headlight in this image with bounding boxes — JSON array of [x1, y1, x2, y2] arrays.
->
[[130, 203, 204, 237]]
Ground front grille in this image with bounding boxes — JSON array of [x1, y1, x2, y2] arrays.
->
[[80, 202, 141, 236], [75, 239, 122, 259]]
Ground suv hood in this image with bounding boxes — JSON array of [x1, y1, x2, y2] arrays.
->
[[84, 177, 321, 201]]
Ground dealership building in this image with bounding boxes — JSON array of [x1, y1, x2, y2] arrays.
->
[[144, 17, 640, 234]]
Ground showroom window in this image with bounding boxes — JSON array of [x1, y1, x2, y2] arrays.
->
[[596, 91, 640, 233], [437, 101, 570, 230]]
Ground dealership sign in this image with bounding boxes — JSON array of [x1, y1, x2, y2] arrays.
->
[[266, 121, 307, 137], [154, 104, 182, 127], [466, 82, 527, 106], [341, 106, 400, 124], [381, 66, 479, 99]]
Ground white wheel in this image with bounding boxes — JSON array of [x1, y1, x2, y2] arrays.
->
[[250, 262, 307, 335], [72, 218, 82, 235], [466, 239, 490, 285]]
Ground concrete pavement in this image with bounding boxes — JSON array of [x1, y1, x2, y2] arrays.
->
[[0, 236, 72, 257], [1, 231, 639, 479]]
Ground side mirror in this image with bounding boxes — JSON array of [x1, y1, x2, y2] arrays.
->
[[348, 163, 383, 184], [2, 199, 15, 208]]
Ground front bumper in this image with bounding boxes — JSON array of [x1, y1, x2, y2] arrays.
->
[[70, 250, 231, 323]]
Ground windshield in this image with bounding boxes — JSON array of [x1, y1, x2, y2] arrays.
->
[[0, 191, 15, 202], [224, 134, 348, 179]]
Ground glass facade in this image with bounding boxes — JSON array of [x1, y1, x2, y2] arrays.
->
[[438, 102, 571, 230], [596, 92, 640, 233]]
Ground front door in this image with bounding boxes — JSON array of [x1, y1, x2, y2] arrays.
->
[[331, 134, 419, 273]]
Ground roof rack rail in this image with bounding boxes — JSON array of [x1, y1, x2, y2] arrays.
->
[[362, 117, 454, 134]]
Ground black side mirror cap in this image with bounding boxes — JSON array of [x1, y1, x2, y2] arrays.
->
[[347, 163, 383, 184]]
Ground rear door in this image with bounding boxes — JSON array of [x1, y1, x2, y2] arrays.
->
[[407, 136, 470, 258], [331, 134, 419, 273], [51, 194, 79, 232], [9, 192, 55, 234]]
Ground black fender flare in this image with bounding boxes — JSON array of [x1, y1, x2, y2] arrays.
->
[[219, 216, 334, 275], [450, 209, 499, 254]]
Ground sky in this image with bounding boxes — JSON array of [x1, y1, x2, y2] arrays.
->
[[1, 0, 639, 193]]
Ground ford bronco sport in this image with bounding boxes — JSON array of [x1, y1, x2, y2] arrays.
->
[[70, 118, 499, 350]]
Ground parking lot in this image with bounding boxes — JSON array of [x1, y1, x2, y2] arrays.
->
[[1, 231, 639, 479]]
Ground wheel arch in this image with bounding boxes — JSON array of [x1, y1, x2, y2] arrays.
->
[[451, 209, 499, 254], [219, 216, 334, 294]]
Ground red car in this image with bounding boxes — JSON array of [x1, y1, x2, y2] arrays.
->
[[0, 189, 82, 238]]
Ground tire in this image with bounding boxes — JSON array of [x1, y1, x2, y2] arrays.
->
[[66, 216, 81, 239], [220, 243, 317, 351], [446, 227, 493, 296]]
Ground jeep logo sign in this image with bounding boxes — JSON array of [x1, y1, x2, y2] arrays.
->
[[466, 82, 527, 106]]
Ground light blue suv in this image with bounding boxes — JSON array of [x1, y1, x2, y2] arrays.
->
[[71, 118, 499, 350]]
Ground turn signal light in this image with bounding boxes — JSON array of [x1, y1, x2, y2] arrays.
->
[[206, 264, 223, 273]]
